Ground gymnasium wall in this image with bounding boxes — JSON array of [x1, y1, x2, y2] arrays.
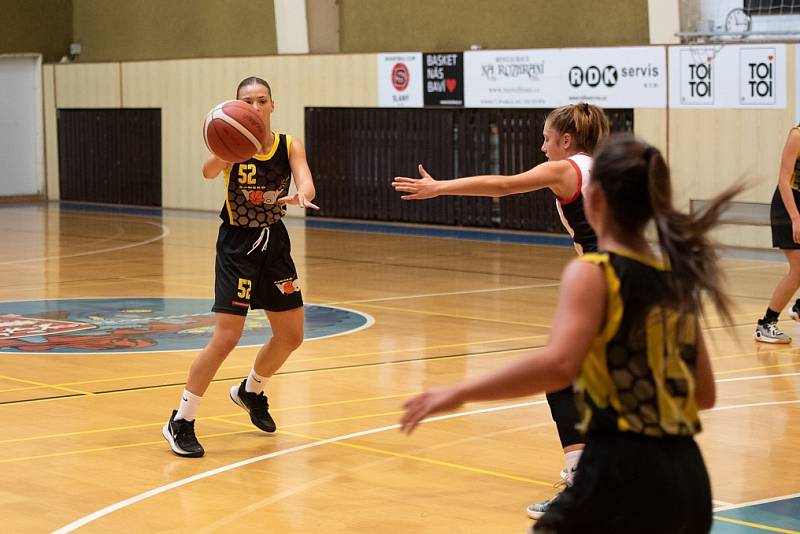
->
[[339, 0, 650, 52], [42, 46, 798, 249], [71, 0, 278, 62], [44, 55, 376, 210], [0, 0, 72, 62]]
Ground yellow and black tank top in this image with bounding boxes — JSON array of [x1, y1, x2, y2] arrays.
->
[[220, 133, 292, 227], [790, 125, 800, 191], [575, 250, 702, 438]]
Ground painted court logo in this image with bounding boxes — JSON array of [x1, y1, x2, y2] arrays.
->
[[0, 298, 372, 354]]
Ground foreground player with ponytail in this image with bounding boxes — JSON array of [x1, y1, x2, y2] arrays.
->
[[400, 134, 740, 533], [393, 102, 608, 517]]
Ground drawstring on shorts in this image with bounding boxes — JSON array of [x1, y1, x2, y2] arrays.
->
[[247, 226, 270, 255]]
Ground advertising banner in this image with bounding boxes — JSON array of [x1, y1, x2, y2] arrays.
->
[[668, 44, 787, 109], [377, 53, 423, 107], [423, 52, 464, 106]]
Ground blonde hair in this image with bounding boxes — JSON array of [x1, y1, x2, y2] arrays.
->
[[545, 103, 609, 154]]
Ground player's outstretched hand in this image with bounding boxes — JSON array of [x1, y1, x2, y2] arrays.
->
[[399, 385, 465, 434], [278, 193, 320, 210], [392, 164, 441, 200]]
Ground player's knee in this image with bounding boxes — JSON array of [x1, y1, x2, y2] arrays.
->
[[212, 330, 242, 353], [276, 329, 304, 351]]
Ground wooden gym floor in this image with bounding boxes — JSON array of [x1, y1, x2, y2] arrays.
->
[[0, 202, 798, 533]]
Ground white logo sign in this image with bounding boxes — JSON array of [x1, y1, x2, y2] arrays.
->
[[377, 53, 423, 108], [679, 49, 714, 105], [560, 47, 666, 108], [464, 49, 561, 108], [740, 47, 776, 105]]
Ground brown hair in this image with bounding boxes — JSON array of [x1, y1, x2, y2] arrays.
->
[[592, 133, 742, 324], [236, 76, 272, 99], [545, 102, 610, 154]]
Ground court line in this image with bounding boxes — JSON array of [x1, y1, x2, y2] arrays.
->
[[0, 375, 93, 396], [717, 371, 800, 383], [1, 341, 796, 407], [713, 492, 800, 512], [0, 221, 169, 265], [50, 400, 545, 534], [50, 397, 800, 533], [0, 334, 547, 393], [355, 302, 554, 328], [323, 281, 562, 305], [1, 323, 792, 394], [712, 516, 800, 534], [716, 362, 800, 376], [2, 367, 797, 448], [216, 414, 554, 487], [282, 429, 554, 487], [0, 344, 546, 406], [710, 399, 800, 412], [0, 392, 417, 445]]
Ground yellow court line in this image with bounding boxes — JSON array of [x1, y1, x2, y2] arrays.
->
[[716, 362, 800, 376], [355, 302, 554, 329], [0, 392, 418, 444], [0, 375, 93, 396], [209, 409, 408, 430], [0, 399, 551, 464], [711, 346, 798, 362], [284, 429, 553, 488], [214, 417, 553, 488], [0, 407, 414, 464], [713, 515, 800, 534], [0, 430, 249, 464], [0, 346, 542, 407], [0, 334, 548, 393]]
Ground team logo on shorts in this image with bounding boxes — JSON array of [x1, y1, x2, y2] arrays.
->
[[0, 298, 372, 354], [275, 277, 300, 295]]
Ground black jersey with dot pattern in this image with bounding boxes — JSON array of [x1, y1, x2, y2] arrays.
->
[[219, 133, 292, 227], [575, 250, 702, 438]]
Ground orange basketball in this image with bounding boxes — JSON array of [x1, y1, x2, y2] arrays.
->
[[203, 100, 267, 163]]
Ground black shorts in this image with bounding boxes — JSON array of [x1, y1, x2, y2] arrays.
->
[[213, 220, 303, 315], [534, 432, 712, 534], [771, 187, 800, 249]]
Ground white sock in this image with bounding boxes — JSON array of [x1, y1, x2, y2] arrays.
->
[[564, 449, 583, 483], [175, 389, 201, 421], [245, 369, 268, 394]]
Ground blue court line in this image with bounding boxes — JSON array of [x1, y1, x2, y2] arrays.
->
[[303, 218, 574, 247], [712, 496, 800, 533], [59, 201, 163, 217], [52, 202, 575, 248]]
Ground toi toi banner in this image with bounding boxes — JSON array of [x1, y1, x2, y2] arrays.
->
[[668, 44, 787, 109]]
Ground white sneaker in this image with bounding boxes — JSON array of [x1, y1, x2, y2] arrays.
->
[[753, 320, 791, 344], [526, 468, 573, 520]]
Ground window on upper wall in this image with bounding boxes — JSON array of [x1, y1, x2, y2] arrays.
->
[[744, 0, 800, 16]]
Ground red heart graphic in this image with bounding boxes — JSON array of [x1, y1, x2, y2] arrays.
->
[[768, 55, 774, 60], [446, 79, 457, 92]]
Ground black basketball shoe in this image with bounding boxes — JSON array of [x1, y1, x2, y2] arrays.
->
[[229, 380, 277, 432], [162, 410, 204, 457]]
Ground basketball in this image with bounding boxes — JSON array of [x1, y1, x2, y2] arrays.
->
[[203, 100, 266, 163]]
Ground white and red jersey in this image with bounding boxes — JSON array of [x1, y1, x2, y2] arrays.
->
[[555, 153, 598, 256]]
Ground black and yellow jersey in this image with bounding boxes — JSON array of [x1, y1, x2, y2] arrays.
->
[[220, 133, 292, 227], [575, 250, 702, 438], [790, 126, 800, 191]]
